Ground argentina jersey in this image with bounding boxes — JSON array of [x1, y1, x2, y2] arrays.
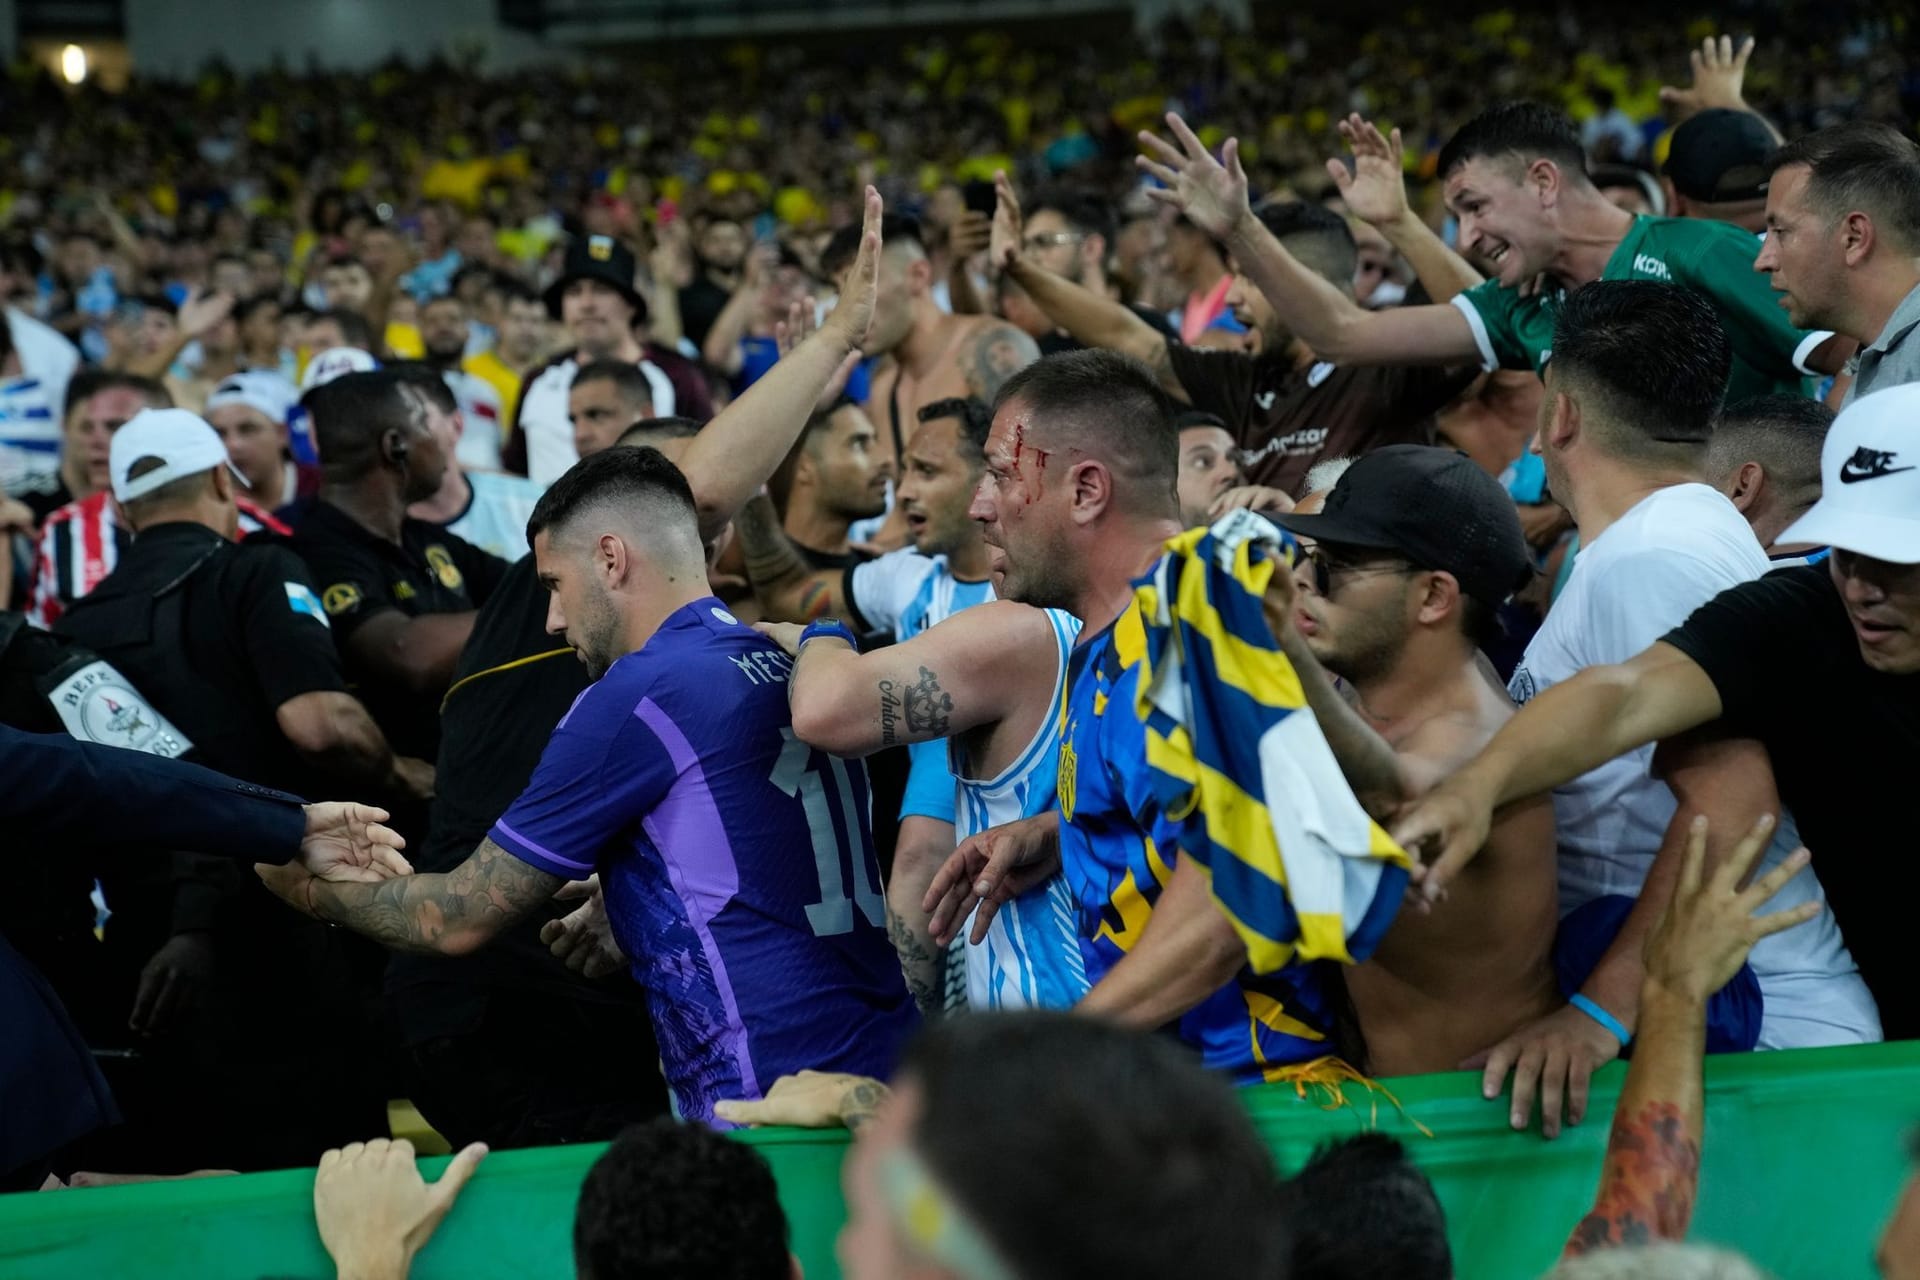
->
[[951, 607, 1087, 1010], [1058, 601, 1336, 1084]]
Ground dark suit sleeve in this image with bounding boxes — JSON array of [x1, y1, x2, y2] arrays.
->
[[2, 725, 308, 862]]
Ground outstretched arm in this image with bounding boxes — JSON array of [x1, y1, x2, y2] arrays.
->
[[673, 186, 886, 542], [1138, 113, 1478, 367], [992, 172, 1185, 396], [764, 601, 1054, 757], [1563, 814, 1817, 1255], [730, 493, 857, 624], [260, 837, 563, 957]]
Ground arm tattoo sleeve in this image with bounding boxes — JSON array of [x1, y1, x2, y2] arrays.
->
[[313, 837, 566, 955], [1563, 1101, 1702, 1256], [964, 323, 1044, 401], [733, 494, 816, 594], [887, 905, 947, 1019]]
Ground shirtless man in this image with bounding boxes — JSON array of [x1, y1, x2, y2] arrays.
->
[[1272, 445, 1559, 1075], [821, 215, 1038, 545]]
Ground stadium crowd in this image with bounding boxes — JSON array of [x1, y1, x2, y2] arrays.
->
[[3, 4, 1919, 1277]]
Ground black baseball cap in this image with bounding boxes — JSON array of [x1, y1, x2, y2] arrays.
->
[[1664, 109, 1776, 204], [544, 234, 649, 324], [1274, 445, 1532, 606]]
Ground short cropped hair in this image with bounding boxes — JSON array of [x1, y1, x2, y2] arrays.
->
[[1255, 200, 1359, 290], [901, 1013, 1291, 1280], [1281, 1134, 1452, 1280], [1767, 122, 1920, 255], [387, 362, 457, 415], [992, 349, 1178, 516], [617, 415, 703, 448], [525, 444, 698, 551], [1438, 101, 1589, 184], [573, 1118, 791, 1280], [1549, 281, 1731, 453], [1707, 393, 1833, 495], [917, 396, 992, 462], [63, 370, 171, 418], [1027, 188, 1118, 246], [822, 213, 925, 278], [573, 359, 657, 411], [302, 370, 416, 472]]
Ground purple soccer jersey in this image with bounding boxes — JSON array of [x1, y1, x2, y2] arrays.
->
[[489, 599, 917, 1122]]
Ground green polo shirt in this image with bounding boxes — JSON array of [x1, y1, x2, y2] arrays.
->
[[1451, 215, 1830, 402]]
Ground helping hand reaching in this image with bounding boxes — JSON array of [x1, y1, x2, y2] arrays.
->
[[1136, 113, 1253, 243]]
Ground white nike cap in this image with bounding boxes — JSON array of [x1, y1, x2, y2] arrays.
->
[[300, 345, 380, 392], [110, 408, 250, 503], [1777, 384, 1920, 564]]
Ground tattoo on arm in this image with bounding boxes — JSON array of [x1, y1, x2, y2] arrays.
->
[[904, 666, 953, 737], [1563, 1101, 1701, 1256], [841, 1079, 891, 1133], [963, 323, 1043, 401], [733, 495, 816, 595], [314, 838, 565, 955], [878, 679, 904, 747], [887, 905, 946, 1019]]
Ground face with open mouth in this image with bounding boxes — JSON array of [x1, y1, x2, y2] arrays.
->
[[1833, 550, 1920, 673], [1444, 155, 1554, 289]]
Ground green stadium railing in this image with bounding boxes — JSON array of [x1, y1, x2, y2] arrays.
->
[[2, 1041, 1912, 1279]]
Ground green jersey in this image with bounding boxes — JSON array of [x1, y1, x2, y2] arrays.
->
[[1452, 216, 1830, 402]]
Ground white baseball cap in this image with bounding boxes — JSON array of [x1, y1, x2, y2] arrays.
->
[[1777, 385, 1920, 564], [205, 369, 299, 425], [300, 345, 380, 392], [110, 408, 250, 503]]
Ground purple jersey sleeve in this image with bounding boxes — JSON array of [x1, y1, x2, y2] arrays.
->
[[488, 680, 677, 880]]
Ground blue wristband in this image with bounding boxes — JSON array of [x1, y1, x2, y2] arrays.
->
[[1569, 994, 1632, 1047], [798, 619, 859, 653]]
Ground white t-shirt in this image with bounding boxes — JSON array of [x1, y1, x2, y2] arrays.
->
[[517, 354, 677, 487], [443, 369, 505, 472], [443, 470, 542, 563], [0, 309, 80, 495], [1511, 482, 1878, 1048]]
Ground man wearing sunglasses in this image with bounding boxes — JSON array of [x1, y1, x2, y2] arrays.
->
[[1271, 445, 1560, 1077]]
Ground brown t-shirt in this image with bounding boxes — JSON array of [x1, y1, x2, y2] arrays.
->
[[1166, 343, 1477, 498]]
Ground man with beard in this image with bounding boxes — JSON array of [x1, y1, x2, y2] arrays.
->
[[416, 294, 505, 471], [771, 400, 895, 572], [994, 175, 1471, 499]]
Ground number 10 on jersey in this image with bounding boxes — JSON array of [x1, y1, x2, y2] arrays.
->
[[769, 729, 886, 937]]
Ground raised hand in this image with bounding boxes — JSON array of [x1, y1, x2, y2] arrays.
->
[[822, 185, 884, 352], [176, 288, 237, 340], [297, 802, 412, 883], [989, 170, 1024, 274], [1645, 814, 1819, 1006], [948, 209, 992, 261], [923, 810, 1061, 946], [1326, 114, 1411, 230], [1659, 34, 1757, 121], [1209, 485, 1295, 520], [1136, 113, 1252, 242]]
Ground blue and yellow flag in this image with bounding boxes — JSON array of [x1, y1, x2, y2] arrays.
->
[[1132, 510, 1411, 976]]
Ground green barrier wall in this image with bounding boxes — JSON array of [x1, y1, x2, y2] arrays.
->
[[3, 1041, 1912, 1279]]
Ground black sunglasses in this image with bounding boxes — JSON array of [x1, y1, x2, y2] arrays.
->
[[1307, 546, 1419, 597]]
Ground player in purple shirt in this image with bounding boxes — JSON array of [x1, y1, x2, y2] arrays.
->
[[261, 446, 917, 1123]]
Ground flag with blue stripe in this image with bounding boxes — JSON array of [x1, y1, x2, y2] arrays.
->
[[1131, 509, 1410, 976]]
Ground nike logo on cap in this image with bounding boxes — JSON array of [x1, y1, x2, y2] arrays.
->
[[1838, 446, 1916, 484]]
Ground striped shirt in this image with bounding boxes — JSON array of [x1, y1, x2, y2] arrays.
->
[[28, 492, 290, 628]]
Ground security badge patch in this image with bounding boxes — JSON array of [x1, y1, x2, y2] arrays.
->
[[51, 661, 192, 759], [323, 583, 362, 616], [425, 545, 464, 591]]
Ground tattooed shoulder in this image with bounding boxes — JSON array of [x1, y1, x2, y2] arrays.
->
[[964, 322, 1042, 400]]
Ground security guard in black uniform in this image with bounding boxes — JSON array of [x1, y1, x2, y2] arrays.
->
[[289, 369, 507, 766], [56, 407, 417, 1170]]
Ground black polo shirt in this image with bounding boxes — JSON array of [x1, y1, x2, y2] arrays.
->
[[1662, 564, 1920, 1039], [291, 499, 507, 758], [57, 522, 347, 796], [387, 555, 644, 1043]]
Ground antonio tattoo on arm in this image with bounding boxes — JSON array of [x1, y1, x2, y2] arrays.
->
[[310, 838, 566, 955], [1563, 1100, 1701, 1254], [878, 666, 953, 745], [963, 323, 1043, 401]]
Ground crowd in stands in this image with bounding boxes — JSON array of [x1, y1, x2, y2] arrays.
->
[[3, 4, 1919, 1277]]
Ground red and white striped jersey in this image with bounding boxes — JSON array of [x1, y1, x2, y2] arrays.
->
[[27, 491, 291, 629]]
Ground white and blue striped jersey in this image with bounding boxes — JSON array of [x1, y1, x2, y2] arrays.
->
[[950, 607, 1088, 1011]]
